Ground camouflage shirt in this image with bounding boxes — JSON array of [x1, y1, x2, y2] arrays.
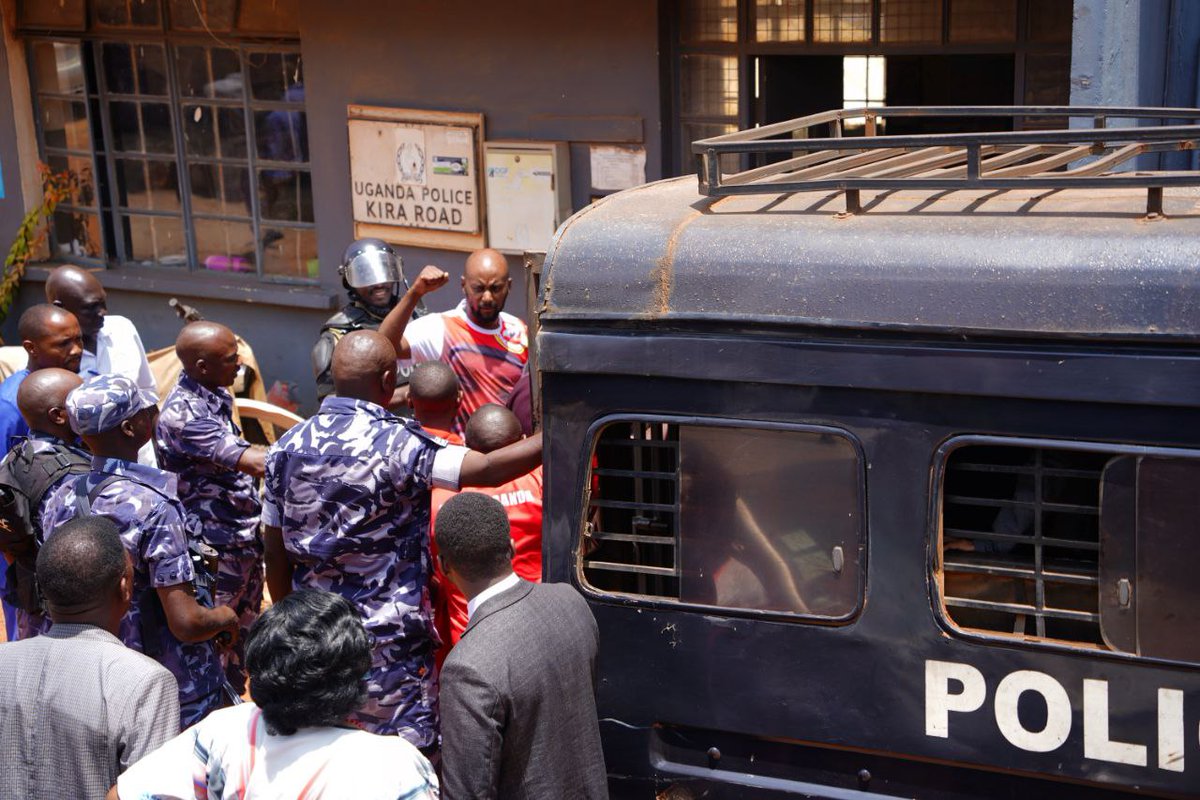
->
[[155, 373, 260, 551], [41, 457, 225, 711], [261, 396, 467, 747], [2, 431, 92, 639]]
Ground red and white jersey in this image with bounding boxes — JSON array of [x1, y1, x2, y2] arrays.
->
[[430, 466, 543, 664], [404, 300, 528, 434]]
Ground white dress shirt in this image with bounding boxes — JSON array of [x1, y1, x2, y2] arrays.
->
[[466, 571, 520, 621], [80, 314, 159, 466]]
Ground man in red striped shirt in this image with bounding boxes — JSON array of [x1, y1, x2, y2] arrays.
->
[[380, 249, 528, 437]]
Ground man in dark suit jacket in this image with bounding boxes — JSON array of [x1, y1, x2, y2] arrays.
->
[[436, 491, 608, 799]]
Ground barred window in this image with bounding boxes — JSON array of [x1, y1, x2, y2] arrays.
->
[[22, 0, 315, 282], [582, 419, 865, 621], [938, 439, 1200, 664]]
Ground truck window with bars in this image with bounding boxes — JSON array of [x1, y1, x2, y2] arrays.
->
[[581, 418, 865, 621], [939, 439, 1200, 664]]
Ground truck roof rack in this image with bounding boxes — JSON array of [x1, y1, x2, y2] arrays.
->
[[692, 106, 1200, 215]]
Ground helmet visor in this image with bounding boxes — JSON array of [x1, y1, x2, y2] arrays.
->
[[342, 245, 402, 289]]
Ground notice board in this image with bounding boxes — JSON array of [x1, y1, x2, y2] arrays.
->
[[484, 141, 571, 254], [348, 105, 486, 251]]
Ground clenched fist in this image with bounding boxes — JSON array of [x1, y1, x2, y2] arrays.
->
[[412, 265, 450, 296]]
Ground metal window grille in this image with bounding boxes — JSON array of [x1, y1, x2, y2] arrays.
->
[[33, 40, 105, 260], [880, 0, 942, 44], [813, 0, 871, 43], [680, 54, 739, 118], [755, 0, 807, 42], [941, 445, 1108, 647], [582, 422, 681, 600], [28, 30, 314, 281], [681, 0, 739, 44]]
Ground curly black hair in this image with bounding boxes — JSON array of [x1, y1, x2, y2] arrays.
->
[[245, 590, 372, 736], [434, 491, 513, 581], [37, 515, 126, 610]]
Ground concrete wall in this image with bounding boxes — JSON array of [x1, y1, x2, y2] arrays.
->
[[0, 0, 662, 414], [1069, 0, 1200, 169], [1070, 0, 1170, 109]]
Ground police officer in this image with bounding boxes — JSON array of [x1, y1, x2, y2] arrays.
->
[[41, 374, 237, 727], [0, 368, 90, 640], [262, 330, 542, 754], [155, 321, 267, 695], [312, 238, 427, 404]]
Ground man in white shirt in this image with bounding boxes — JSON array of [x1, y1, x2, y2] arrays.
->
[[380, 248, 528, 436], [45, 266, 158, 465]]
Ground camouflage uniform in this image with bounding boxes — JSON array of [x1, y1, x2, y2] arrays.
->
[[261, 395, 468, 749], [155, 372, 263, 693], [0, 431, 91, 639], [312, 298, 417, 402], [41, 375, 226, 727]]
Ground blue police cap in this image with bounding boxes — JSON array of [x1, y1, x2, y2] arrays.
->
[[66, 374, 156, 436]]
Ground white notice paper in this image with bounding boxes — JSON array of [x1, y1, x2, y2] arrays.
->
[[590, 145, 646, 192]]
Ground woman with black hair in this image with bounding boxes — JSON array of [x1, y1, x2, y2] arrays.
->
[[108, 590, 439, 799]]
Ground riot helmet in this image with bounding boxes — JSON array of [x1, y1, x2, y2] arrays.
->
[[339, 237, 403, 291]]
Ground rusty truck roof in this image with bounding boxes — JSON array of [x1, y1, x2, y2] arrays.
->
[[542, 176, 1200, 340]]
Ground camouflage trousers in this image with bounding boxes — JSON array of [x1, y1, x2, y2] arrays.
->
[[180, 684, 227, 729], [213, 546, 264, 695], [349, 637, 439, 751]]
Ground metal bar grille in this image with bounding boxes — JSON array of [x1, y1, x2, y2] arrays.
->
[[582, 422, 681, 599], [941, 444, 1107, 646], [693, 106, 1200, 200]]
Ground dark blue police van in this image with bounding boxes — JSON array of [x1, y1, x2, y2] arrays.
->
[[536, 107, 1200, 799]]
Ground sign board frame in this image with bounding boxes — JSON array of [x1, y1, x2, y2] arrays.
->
[[484, 140, 571, 255], [347, 105, 486, 252]]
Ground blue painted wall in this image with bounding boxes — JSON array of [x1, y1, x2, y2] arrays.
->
[[1071, 0, 1200, 168]]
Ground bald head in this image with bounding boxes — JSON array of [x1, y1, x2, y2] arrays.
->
[[17, 304, 83, 372], [176, 321, 240, 389], [331, 330, 397, 404], [18, 368, 83, 440], [407, 362, 460, 431], [464, 248, 509, 282], [409, 362, 459, 405], [465, 403, 523, 454], [461, 249, 511, 327], [45, 265, 106, 339]]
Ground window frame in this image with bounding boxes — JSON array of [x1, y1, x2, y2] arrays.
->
[[23, 25, 314, 284], [578, 413, 869, 625], [930, 433, 1200, 666], [662, 0, 1075, 175]]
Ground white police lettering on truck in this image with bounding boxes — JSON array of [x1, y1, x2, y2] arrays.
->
[[925, 660, 1186, 773]]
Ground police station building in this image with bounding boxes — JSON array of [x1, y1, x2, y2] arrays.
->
[[0, 0, 1193, 410]]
